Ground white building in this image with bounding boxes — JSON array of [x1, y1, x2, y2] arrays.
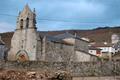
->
[[91, 42, 115, 59], [88, 46, 102, 57], [111, 34, 120, 44]]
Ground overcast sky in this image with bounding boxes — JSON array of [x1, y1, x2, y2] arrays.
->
[[0, 0, 120, 32]]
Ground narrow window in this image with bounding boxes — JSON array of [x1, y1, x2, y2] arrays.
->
[[33, 45, 36, 48], [21, 45, 23, 48], [20, 19, 23, 29], [26, 18, 29, 28]]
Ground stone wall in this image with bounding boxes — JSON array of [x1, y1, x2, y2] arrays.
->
[[73, 76, 120, 80], [45, 41, 75, 62], [75, 51, 98, 62], [0, 45, 6, 60], [75, 38, 89, 52], [0, 61, 120, 77]]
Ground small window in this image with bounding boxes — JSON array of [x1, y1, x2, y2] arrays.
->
[[20, 19, 23, 29], [26, 18, 29, 28], [90, 51, 93, 53], [33, 45, 36, 48], [22, 40, 24, 43], [21, 45, 23, 48]]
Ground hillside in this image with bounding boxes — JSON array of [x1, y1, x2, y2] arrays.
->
[[41, 26, 120, 43], [0, 26, 120, 48]]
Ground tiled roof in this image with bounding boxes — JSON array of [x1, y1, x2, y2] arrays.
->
[[91, 42, 113, 47], [53, 32, 90, 43], [47, 35, 74, 45], [54, 32, 76, 39], [38, 32, 74, 45], [46, 35, 62, 42], [89, 46, 101, 50]]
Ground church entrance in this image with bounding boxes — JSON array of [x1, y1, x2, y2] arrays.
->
[[16, 50, 29, 62]]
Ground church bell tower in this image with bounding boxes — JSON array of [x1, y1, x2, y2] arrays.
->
[[8, 4, 37, 61]]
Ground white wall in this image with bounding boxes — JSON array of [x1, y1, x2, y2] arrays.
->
[[89, 50, 97, 56], [98, 47, 115, 53]]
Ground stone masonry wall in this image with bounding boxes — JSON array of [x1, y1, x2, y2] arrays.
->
[[0, 61, 120, 77], [45, 41, 75, 62], [75, 38, 89, 52]]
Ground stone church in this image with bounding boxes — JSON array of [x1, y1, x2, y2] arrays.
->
[[6, 5, 98, 62]]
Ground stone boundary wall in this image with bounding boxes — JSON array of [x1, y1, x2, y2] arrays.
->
[[0, 61, 120, 77], [73, 76, 120, 80]]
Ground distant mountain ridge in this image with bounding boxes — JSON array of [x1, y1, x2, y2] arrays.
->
[[93, 26, 120, 30], [0, 26, 120, 48]]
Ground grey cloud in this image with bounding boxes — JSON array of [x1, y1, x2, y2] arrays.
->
[[0, 0, 120, 31]]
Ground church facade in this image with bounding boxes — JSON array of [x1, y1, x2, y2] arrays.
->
[[7, 5, 98, 62], [8, 5, 38, 61]]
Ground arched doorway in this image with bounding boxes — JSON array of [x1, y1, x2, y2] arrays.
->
[[16, 50, 29, 62]]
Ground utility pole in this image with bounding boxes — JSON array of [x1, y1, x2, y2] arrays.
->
[[108, 28, 112, 61]]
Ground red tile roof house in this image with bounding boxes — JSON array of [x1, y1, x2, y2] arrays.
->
[[90, 42, 116, 59], [88, 46, 102, 57]]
